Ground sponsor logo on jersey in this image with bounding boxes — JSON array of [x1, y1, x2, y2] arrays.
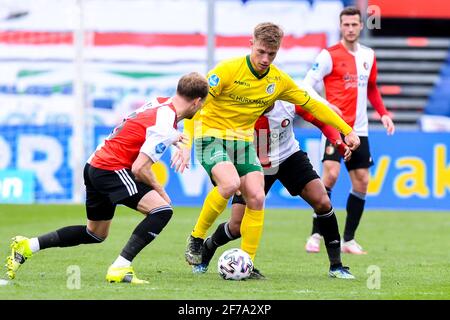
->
[[343, 72, 369, 89], [234, 80, 250, 87], [281, 119, 290, 128], [266, 76, 281, 82], [326, 145, 335, 155], [155, 143, 167, 154], [266, 83, 275, 94], [208, 74, 220, 87], [229, 94, 269, 106], [311, 62, 319, 71]]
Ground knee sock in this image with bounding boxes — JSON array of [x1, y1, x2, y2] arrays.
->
[[191, 187, 229, 239], [311, 187, 332, 235], [315, 207, 342, 268], [240, 207, 264, 262], [119, 205, 173, 263], [37, 225, 104, 251], [344, 190, 366, 242], [205, 222, 239, 252]]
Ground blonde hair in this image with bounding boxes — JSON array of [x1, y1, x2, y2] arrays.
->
[[253, 22, 284, 48]]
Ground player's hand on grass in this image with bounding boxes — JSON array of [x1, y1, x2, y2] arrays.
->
[[344, 131, 360, 151], [381, 115, 395, 135]]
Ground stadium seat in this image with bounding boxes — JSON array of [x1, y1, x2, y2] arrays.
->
[[424, 49, 450, 117]]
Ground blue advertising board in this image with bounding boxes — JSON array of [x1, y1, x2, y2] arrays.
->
[[1, 125, 449, 210], [97, 127, 450, 210], [0, 170, 34, 203], [0, 125, 72, 202]]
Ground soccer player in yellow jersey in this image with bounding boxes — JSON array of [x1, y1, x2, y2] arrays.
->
[[173, 22, 360, 278]]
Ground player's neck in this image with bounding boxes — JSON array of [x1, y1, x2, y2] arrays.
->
[[249, 57, 266, 76], [171, 95, 186, 120], [341, 39, 359, 53]]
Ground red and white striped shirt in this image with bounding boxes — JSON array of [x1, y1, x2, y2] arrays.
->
[[88, 97, 180, 171], [304, 42, 388, 136]]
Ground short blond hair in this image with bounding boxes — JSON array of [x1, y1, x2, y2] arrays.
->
[[253, 22, 284, 48]]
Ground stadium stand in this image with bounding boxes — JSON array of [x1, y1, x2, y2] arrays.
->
[[361, 37, 450, 130], [423, 50, 450, 118]]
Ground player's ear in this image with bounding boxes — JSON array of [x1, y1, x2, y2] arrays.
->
[[193, 97, 203, 109]]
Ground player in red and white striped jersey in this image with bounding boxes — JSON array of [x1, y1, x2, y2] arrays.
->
[[303, 7, 395, 254], [5, 73, 209, 284]]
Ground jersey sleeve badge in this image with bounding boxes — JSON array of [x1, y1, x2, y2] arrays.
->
[[208, 74, 220, 87], [155, 143, 167, 154]]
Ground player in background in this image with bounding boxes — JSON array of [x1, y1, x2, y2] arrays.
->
[[303, 7, 395, 254], [4, 72, 209, 284], [190, 98, 355, 279], [174, 22, 360, 278]]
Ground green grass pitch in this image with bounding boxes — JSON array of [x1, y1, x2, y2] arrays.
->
[[0, 204, 449, 300]]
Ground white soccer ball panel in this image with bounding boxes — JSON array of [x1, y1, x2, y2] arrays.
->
[[217, 248, 254, 280]]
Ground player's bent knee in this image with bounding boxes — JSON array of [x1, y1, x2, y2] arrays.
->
[[138, 205, 174, 241], [325, 171, 339, 185], [219, 179, 241, 198], [313, 195, 332, 213], [354, 178, 369, 191], [245, 190, 265, 209], [85, 221, 111, 241], [86, 228, 106, 243], [149, 205, 173, 222]]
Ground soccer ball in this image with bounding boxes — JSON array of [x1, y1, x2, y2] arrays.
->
[[217, 248, 253, 280]]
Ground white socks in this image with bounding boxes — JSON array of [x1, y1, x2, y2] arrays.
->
[[111, 255, 132, 268], [28, 237, 40, 253]]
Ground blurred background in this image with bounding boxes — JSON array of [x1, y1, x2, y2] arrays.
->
[[0, 0, 449, 209]]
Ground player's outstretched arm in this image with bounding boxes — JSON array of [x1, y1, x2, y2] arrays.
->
[[300, 82, 343, 117], [300, 96, 353, 135], [280, 72, 352, 136], [296, 105, 351, 160]]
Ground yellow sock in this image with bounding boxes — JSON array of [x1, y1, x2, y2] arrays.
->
[[240, 207, 264, 261], [191, 187, 228, 239]]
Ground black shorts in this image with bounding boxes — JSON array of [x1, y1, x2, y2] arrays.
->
[[83, 163, 153, 221], [322, 135, 374, 171], [232, 150, 319, 204]]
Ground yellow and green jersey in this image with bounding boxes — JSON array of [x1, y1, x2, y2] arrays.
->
[[185, 55, 352, 143]]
